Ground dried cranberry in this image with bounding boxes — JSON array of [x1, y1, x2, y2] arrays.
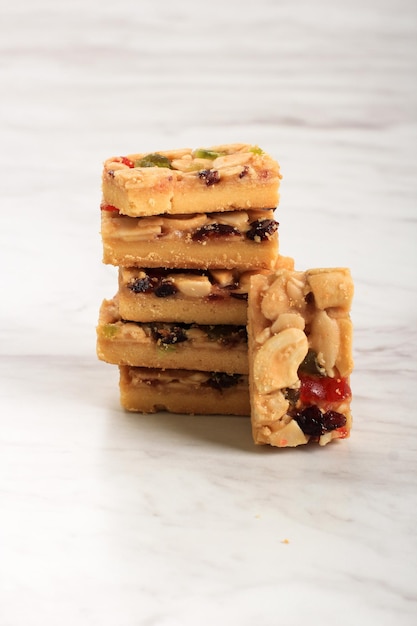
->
[[246, 219, 278, 241], [293, 405, 347, 436], [294, 406, 324, 437], [192, 223, 240, 242], [128, 276, 153, 294], [206, 373, 241, 390], [198, 169, 220, 186], [322, 410, 347, 432], [154, 280, 178, 298], [151, 324, 188, 346]]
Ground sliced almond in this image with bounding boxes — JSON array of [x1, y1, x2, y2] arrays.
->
[[171, 274, 212, 298], [309, 310, 340, 376]]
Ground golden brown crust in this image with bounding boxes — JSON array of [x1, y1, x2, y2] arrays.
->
[[102, 144, 281, 217]]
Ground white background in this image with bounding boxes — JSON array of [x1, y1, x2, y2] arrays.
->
[[1, 1, 416, 624]]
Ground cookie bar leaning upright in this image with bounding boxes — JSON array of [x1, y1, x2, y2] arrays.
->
[[102, 144, 281, 217], [247, 268, 354, 448]]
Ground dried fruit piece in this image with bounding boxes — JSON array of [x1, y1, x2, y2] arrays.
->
[[246, 219, 278, 242], [154, 280, 178, 298], [193, 148, 225, 159], [150, 324, 188, 346], [206, 373, 242, 390], [293, 405, 347, 437], [299, 374, 352, 405], [191, 223, 240, 242], [128, 275, 154, 294], [135, 153, 172, 169], [198, 169, 220, 186]]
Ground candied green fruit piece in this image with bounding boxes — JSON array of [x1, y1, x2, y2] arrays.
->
[[192, 148, 225, 159], [135, 153, 172, 169], [102, 324, 120, 339], [298, 349, 326, 377], [249, 145, 264, 155]]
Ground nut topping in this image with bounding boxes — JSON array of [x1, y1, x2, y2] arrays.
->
[[253, 327, 308, 394]]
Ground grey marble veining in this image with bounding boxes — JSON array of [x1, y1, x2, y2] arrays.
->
[[1, 0, 417, 624]]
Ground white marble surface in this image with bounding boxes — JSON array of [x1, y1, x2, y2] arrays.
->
[[1, 0, 417, 624]]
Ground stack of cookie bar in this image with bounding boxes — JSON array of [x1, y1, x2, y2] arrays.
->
[[97, 143, 355, 448], [97, 144, 283, 417]]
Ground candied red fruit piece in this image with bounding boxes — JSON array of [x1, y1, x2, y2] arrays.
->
[[114, 156, 135, 168], [101, 203, 120, 213], [299, 374, 352, 405]]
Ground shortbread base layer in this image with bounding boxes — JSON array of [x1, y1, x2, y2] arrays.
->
[[119, 366, 250, 415], [97, 298, 248, 373], [248, 267, 354, 448], [119, 293, 247, 325], [102, 235, 279, 270]]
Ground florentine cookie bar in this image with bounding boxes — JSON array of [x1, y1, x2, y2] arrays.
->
[[248, 267, 354, 447], [101, 207, 279, 269], [119, 366, 250, 415], [118, 256, 294, 325], [102, 143, 281, 218], [97, 297, 248, 373]]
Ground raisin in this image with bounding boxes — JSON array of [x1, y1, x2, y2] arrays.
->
[[322, 410, 347, 432], [151, 324, 188, 346], [230, 292, 248, 301], [198, 169, 220, 186], [283, 387, 300, 405], [154, 280, 178, 298], [206, 373, 241, 390], [305, 291, 315, 306], [246, 219, 278, 241], [293, 405, 347, 436], [128, 275, 153, 294], [239, 165, 249, 178], [208, 325, 247, 347], [293, 406, 324, 437], [192, 223, 240, 242]]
